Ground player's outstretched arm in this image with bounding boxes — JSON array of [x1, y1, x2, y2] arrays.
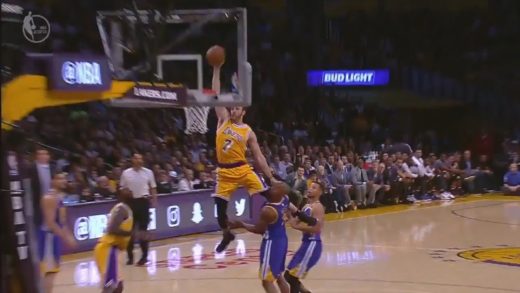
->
[[212, 66, 229, 128], [290, 203, 325, 234], [287, 202, 318, 226], [248, 131, 275, 181], [230, 206, 277, 235]]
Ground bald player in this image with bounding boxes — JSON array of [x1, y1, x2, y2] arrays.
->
[[229, 182, 292, 293]]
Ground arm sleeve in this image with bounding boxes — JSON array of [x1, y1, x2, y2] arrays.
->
[[292, 210, 318, 226]]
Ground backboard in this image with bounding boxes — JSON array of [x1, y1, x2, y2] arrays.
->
[[96, 7, 252, 108]]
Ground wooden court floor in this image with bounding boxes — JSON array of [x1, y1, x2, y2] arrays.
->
[[55, 195, 520, 293]]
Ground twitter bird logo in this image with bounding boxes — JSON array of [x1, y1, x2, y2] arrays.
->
[[235, 199, 246, 216]]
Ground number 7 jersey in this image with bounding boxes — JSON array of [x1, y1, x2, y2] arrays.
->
[[216, 120, 252, 165]]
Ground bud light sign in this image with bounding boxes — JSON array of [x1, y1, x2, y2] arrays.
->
[[307, 69, 390, 87], [49, 54, 111, 91]]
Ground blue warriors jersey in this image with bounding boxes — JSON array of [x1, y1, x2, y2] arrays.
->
[[39, 197, 64, 274], [259, 195, 289, 281], [288, 202, 323, 279], [301, 204, 321, 241], [263, 195, 290, 240]]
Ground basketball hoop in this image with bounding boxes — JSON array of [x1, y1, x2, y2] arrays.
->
[[183, 88, 215, 134], [184, 105, 210, 134]]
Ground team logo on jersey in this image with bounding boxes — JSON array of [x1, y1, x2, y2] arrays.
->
[[191, 202, 204, 224], [223, 127, 244, 142], [428, 245, 520, 267]]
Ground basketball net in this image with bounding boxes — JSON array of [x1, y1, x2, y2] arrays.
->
[[184, 106, 210, 134], [183, 88, 215, 134], [184, 72, 239, 135]]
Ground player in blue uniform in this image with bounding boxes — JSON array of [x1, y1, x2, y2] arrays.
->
[[285, 181, 325, 293], [39, 173, 77, 293], [229, 182, 292, 293]]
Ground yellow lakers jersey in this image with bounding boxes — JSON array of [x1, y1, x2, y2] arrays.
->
[[216, 120, 251, 164], [98, 203, 133, 250]]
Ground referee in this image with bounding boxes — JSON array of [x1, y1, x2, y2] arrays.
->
[[120, 153, 157, 266]]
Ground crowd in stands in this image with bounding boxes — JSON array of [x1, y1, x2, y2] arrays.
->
[[19, 102, 520, 212]]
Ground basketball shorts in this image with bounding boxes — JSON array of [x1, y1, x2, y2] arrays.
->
[[287, 240, 322, 279], [213, 164, 269, 201], [38, 229, 61, 274], [94, 243, 121, 289], [259, 238, 288, 282]]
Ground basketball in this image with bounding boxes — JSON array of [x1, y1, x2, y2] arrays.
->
[[206, 45, 226, 67]]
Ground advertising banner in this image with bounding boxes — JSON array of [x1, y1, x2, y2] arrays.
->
[[48, 54, 112, 91], [67, 189, 251, 253], [125, 84, 188, 106], [307, 69, 390, 87]]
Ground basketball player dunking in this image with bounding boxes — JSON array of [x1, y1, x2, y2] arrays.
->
[[211, 62, 278, 252], [285, 181, 325, 293], [39, 173, 77, 293], [210, 50, 319, 253]]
